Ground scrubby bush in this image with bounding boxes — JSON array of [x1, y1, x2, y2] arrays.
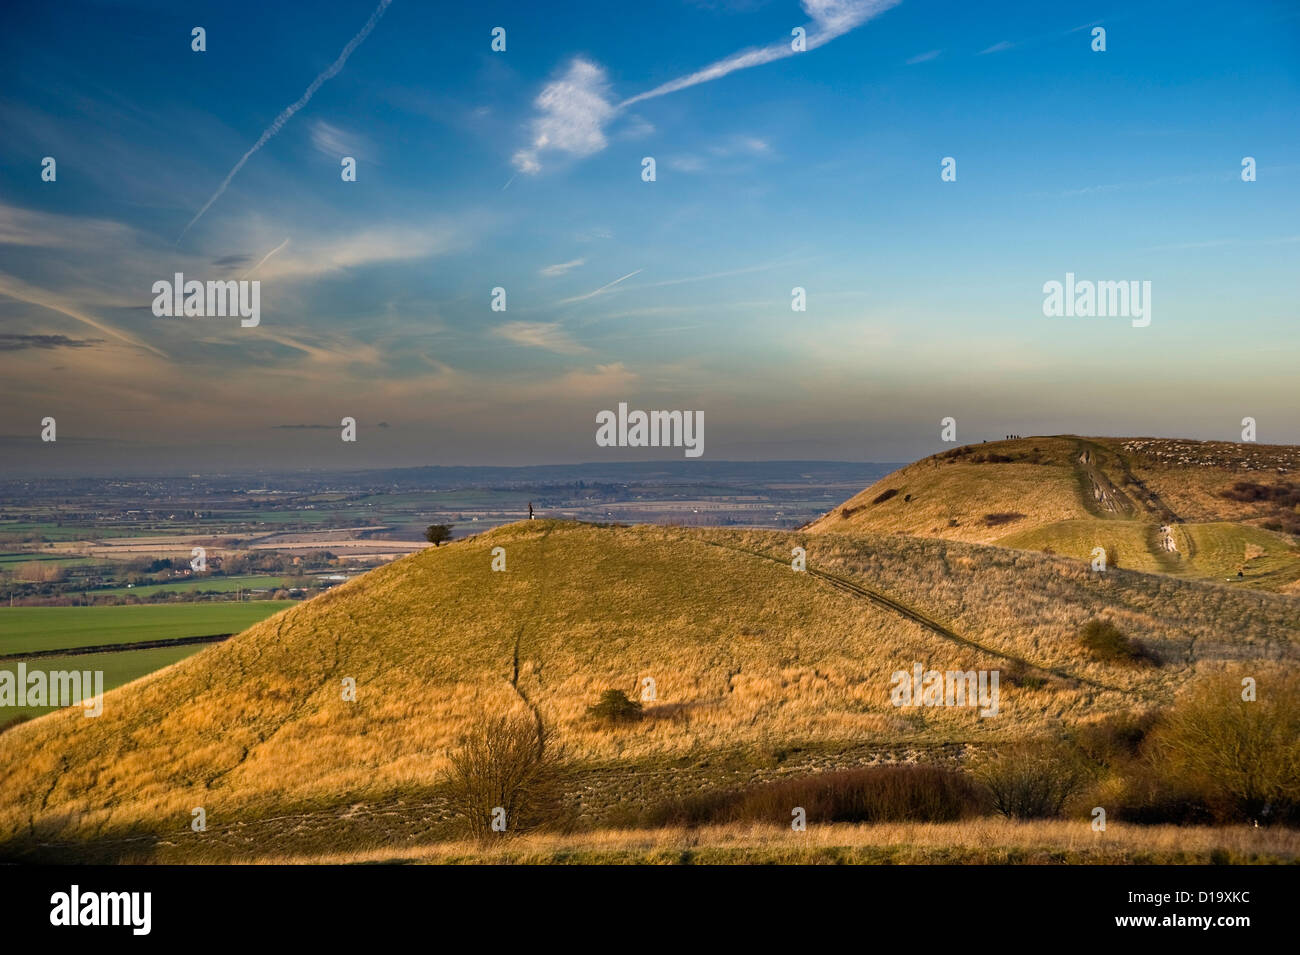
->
[[1145, 669, 1300, 825], [973, 741, 1090, 819], [1001, 659, 1047, 690], [1219, 481, 1300, 506], [736, 765, 986, 824], [1072, 711, 1157, 770], [982, 512, 1024, 527], [586, 689, 643, 725], [1078, 618, 1157, 666], [645, 765, 988, 827], [443, 713, 567, 839]]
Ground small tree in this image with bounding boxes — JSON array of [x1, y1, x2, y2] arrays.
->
[[18, 561, 63, 584], [1149, 669, 1300, 824], [424, 524, 453, 547], [443, 713, 566, 840]]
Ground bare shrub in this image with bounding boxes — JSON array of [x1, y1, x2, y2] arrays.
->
[[1001, 659, 1048, 690], [1072, 711, 1157, 769], [443, 713, 567, 840], [646, 765, 988, 827], [973, 741, 1090, 819], [17, 561, 64, 584]]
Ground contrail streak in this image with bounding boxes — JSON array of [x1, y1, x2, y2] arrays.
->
[[243, 237, 290, 277], [177, 0, 393, 243], [620, 0, 900, 108], [556, 269, 643, 305]]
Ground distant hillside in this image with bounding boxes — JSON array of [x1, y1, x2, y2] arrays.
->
[[2, 519, 1296, 859], [806, 436, 1300, 591]]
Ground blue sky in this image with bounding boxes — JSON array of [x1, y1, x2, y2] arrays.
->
[[1, 0, 1298, 473]]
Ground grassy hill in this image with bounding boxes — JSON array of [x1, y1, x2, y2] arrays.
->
[[806, 436, 1300, 591], [2, 519, 1296, 861]]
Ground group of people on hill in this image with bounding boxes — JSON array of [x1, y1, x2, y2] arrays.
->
[[1004, 434, 1023, 440]]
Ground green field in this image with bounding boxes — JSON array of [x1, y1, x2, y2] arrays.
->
[[996, 519, 1178, 574], [0, 602, 294, 656], [0, 553, 101, 567], [996, 519, 1300, 588], [0, 645, 207, 720], [0, 522, 145, 541], [91, 575, 295, 598], [1183, 522, 1300, 585]]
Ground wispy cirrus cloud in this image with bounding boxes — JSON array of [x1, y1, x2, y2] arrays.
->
[[0, 203, 134, 250], [0, 272, 167, 358], [493, 321, 590, 354], [513, 0, 900, 173], [253, 224, 463, 280], [980, 20, 1107, 56], [539, 258, 586, 277], [548, 361, 638, 397], [671, 134, 774, 173], [906, 49, 941, 64], [310, 120, 370, 161]]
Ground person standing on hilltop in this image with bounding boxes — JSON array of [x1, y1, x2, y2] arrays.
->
[[528, 501, 534, 520]]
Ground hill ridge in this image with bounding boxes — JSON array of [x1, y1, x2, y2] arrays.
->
[[806, 435, 1300, 591]]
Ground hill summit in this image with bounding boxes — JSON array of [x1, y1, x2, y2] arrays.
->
[[807, 436, 1300, 591]]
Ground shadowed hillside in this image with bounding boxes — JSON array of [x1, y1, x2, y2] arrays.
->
[[806, 436, 1300, 591], [2, 519, 1296, 860]]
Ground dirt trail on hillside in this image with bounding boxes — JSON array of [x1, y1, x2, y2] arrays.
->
[[1075, 442, 1190, 571], [1075, 447, 1138, 517], [507, 525, 555, 737], [692, 537, 1130, 697]]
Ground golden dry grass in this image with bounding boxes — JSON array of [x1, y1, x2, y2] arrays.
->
[[805, 435, 1300, 589], [2, 519, 1295, 853], [700, 527, 1299, 697], [1121, 437, 1300, 521], [249, 819, 1300, 865], [806, 437, 1090, 543]]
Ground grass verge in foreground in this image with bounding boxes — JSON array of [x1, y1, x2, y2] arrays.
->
[[250, 820, 1300, 865]]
